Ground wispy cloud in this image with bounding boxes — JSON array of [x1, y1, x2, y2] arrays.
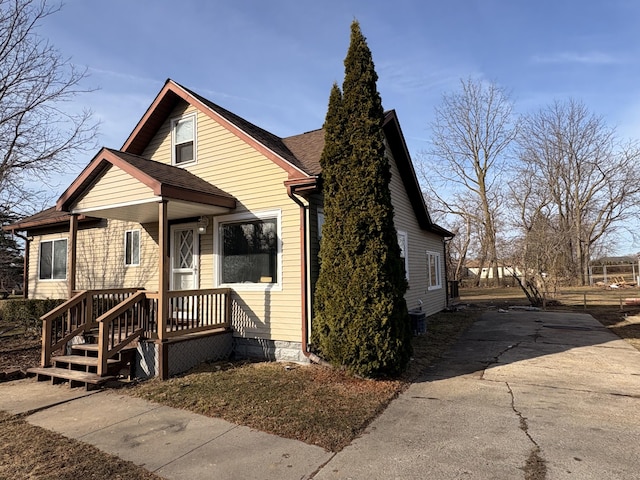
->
[[86, 67, 162, 87], [531, 51, 625, 65]]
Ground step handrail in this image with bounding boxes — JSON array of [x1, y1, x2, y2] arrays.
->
[[96, 290, 148, 376], [40, 291, 89, 367], [40, 288, 142, 367]]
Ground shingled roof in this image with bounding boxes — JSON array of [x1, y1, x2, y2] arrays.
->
[[282, 129, 324, 176], [7, 81, 451, 237], [105, 149, 235, 201]]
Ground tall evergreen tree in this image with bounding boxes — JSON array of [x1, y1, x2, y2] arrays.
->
[[312, 21, 411, 377]]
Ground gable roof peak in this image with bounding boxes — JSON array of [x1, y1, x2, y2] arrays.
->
[[122, 80, 312, 179]]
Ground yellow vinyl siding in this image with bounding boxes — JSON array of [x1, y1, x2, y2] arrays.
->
[[75, 220, 158, 291], [387, 146, 447, 317], [142, 101, 303, 342], [75, 165, 155, 211]]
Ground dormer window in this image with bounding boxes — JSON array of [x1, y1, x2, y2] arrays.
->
[[172, 113, 196, 165]]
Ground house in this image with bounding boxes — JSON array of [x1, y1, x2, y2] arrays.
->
[[464, 260, 523, 283], [3, 79, 452, 383]]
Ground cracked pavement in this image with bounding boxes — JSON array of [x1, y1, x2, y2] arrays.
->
[[313, 310, 640, 479]]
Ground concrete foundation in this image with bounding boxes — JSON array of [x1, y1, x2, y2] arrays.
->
[[233, 337, 309, 363]]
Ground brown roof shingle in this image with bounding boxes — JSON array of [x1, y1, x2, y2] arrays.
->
[[2, 207, 97, 232], [282, 129, 324, 176]]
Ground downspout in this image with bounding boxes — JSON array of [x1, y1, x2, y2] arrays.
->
[[286, 185, 311, 358], [12, 231, 30, 299]]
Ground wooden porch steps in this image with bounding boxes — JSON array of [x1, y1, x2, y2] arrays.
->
[[71, 343, 138, 354], [52, 355, 120, 368], [27, 367, 115, 389], [27, 342, 137, 390]]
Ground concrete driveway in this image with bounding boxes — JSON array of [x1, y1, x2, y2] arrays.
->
[[316, 310, 640, 479]]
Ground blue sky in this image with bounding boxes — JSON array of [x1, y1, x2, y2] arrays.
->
[[37, 0, 640, 253]]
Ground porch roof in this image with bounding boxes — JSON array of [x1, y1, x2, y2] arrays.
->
[[57, 148, 237, 223], [1, 207, 98, 233]]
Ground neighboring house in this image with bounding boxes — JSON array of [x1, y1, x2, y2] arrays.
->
[[3, 79, 452, 381]]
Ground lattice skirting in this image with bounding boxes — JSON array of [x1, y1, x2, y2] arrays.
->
[[134, 332, 234, 379], [133, 334, 308, 379]]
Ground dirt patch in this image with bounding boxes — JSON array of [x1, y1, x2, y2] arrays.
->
[[0, 335, 41, 380], [587, 308, 640, 351], [132, 361, 401, 452]]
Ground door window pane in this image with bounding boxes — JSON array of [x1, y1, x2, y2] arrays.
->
[[174, 230, 194, 269]]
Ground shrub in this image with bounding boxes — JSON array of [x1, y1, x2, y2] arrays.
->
[[1, 299, 65, 335]]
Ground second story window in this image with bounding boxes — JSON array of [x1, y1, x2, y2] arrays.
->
[[172, 113, 196, 165]]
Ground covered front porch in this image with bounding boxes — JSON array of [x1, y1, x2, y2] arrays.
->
[[35, 148, 240, 383], [35, 287, 233, 384]]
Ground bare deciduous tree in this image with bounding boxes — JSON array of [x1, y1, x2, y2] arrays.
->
[[516, 99, 640, 285], [420, 78, 517, 286], [0, 0, 97, 215]]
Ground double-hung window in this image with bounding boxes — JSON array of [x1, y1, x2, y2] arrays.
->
[[39, 239, 67, 280], [427, 251, 442, 290], [317, 208, 325, 241], [125, 230, 140, 266], [216, 211, 281, 289], [397, 230, 409, 279], [172, 113, 196, 165]]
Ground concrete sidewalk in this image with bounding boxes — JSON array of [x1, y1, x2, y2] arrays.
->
[[0, 378, 333, 479], [2, 310, 640, 479]]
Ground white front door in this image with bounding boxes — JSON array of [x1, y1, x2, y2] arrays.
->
[[170, 224, 199, 291]]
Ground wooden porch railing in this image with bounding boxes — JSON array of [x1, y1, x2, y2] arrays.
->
[[40, 288, 140, 367], [40, 287, 232, 375], [146, 288, 232, 339]]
